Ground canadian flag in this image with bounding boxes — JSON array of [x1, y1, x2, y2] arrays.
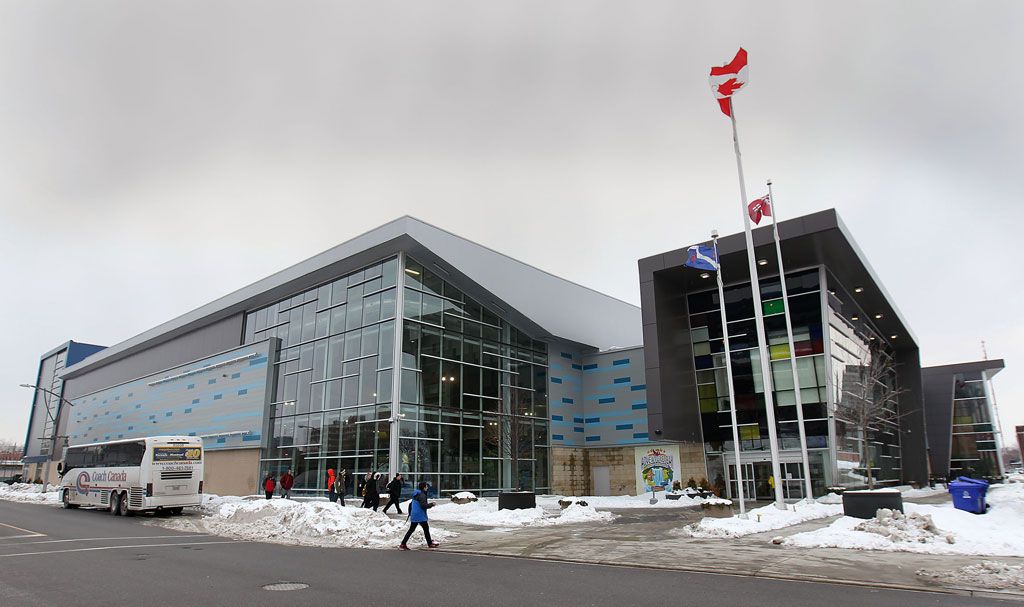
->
[[709, 48, 748, 117], [748, 194, 772, 225]]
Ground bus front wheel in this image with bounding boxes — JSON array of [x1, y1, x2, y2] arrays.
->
[[62, 489, 78, 509], [169, 507, 184, 516]]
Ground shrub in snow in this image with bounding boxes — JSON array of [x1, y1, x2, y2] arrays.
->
[[854, 508, 954, 545], [450, 492, 478, 505]]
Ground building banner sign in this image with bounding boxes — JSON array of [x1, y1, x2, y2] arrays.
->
[[634, 445, 681, 494]]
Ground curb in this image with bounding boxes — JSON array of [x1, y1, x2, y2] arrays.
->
[[433, 547, 1024, 600]]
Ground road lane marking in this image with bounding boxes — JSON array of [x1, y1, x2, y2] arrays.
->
[[0, 534, 209, 546], [0, 522, 45, 538], [0, 540, 241, 558]]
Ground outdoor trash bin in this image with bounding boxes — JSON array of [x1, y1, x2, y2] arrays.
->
[[948, 476, 988, 514]]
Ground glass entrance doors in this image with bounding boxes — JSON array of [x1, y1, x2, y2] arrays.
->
[[726, 458, 807, 501]]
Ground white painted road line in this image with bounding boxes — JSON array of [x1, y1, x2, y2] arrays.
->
[[0, 534, 210, 546], [0, 540, 241, 558], [0, 522, 45, 538]]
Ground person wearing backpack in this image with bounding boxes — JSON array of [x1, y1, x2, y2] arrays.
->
[[263, 474, 276, 500], [383, 473, 404, 514], [399, 481, 439, 550]]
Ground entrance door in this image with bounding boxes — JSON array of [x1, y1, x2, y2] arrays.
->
[[781, 462, 806, 500], [591, 466, 611, 496], [753, 462, 774, 499], [726, 463, 755, 501]]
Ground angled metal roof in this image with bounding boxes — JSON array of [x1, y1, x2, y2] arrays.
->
[[63, 216, 641, 378]]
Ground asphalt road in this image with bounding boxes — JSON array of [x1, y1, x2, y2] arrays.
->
[[0, 500, 1012, 606]]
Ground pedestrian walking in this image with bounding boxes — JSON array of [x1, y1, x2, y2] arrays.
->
[[335, 469, 348, 506], [263, 474, 276, 500], [327, 468, 338, 503], [383, 473, 404, 514], [399, 481, 439, 550], [279, 469, 294, 499], [365, 473, 381, 511], [360, 471, 373, 508]]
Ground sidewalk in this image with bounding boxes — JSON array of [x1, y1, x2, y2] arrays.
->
[[435, 505, 1024, 600]]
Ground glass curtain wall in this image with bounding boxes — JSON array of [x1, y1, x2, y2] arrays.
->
[[827, 272, 903, 487], [950, 373, 999, 477], [399, 257, 550, 497], [688, 269, 830, 497], [246, 257, 399, 496]]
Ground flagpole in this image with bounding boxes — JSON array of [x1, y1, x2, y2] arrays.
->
[[767, 180, 814, 500], [712, 231, 746, 516], [729, 100, 785, 509]]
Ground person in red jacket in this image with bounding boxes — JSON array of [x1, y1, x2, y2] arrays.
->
[[327, 468, 338, 503], [279, 469, 294, 499], [263, 474, 276, 500]]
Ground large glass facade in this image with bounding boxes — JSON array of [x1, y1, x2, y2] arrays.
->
[[399, 257, 550, 496], [688, 268, 830, 498], [247, 257, 399, 495], [245, 253, 550, 497], [827, 272, 903, 488], [950, 372, 999, 477]]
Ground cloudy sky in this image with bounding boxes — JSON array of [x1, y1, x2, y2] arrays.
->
[[1, 1, 1021, 453]]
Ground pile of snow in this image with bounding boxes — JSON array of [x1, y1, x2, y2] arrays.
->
[[157, 495, 452, 549], [451, 491, 477, 500], [678, 501, 841, 539], [854, 508, 954, 545], [427, 499, 613, 528], [918, 561, 1024, 591], [899, 485, 948, 500], [536, 493, 703, 510], [784, 483, 1024, 556], [816, 492, 843, 505], [0, 483, 61, 505]]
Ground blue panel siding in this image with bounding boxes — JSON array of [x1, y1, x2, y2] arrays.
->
[[613, 359, 629, 366], [613, 377, 630, 384], [573, 427, 584, 433], [573, 417, 584, 424], [551, 377, 563, 384], [616, 423, 633, 430], [582, 364, 598, 370], [632, 402, 648, 410], [552, 434, 564, 441], [631, 384, 646, 391], [598, 397, 615, 404], [551, 415, 563, 421], [585, 436, 601, 442], [633, 432, 649, 439], [560, 352, 573, 359], [561, 397, 574, 404], [584, 417, 600, 423], [572, 364, 583, 370]]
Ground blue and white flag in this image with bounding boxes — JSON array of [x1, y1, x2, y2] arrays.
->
[[684, 244, 718, 271]]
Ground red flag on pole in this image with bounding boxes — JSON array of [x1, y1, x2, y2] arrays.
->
[[709, 48, 749, 117], [748, 194, 772, 225]]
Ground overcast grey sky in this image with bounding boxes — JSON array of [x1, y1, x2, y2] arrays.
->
[[2, 1, 1021, 451]]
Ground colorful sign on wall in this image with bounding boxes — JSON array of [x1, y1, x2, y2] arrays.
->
[[634, 444, 681, 494]]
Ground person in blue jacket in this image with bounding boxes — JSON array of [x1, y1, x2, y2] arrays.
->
[[399, 481, 439, 550]]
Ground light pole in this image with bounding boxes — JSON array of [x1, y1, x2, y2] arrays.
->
[[19, 383, 76, 485]]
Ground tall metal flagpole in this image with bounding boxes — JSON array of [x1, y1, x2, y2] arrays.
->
[[767, 180, 813, 500], [712, 231, 746, 515], [728, 101, 785, 508]]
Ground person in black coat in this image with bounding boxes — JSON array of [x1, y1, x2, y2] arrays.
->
[[364, 473, 381, 511], [382, 474, 404, 514]]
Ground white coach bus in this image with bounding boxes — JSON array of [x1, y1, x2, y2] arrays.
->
[[57, 436, 204, 516]]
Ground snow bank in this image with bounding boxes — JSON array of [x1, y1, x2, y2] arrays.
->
[[452, 492, 477, 500], [157, 495, 452, 549], [427, 499, 613, 527], [784, 483, 1024, 556], [0, 483, 61, 505], [919, 561, 1024, 591], [678, 501, 841, 538], [899, 486, 948, 500], [536, 493, 703, 510]]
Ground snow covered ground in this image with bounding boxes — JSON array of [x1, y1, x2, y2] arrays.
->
[[535, 493, 705, 510], [918, 561, 1024, 591], [0, 483, 61, 505], [427, 498, 613, 528], [784, 483, 1024, 557], [156, 494, 455, 549], [677, 500, 842, 539]]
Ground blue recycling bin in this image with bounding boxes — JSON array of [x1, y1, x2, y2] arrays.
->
[[948, 476, 989, 514]]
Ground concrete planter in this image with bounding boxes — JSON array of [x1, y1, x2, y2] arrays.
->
[[498, 491, 536, 510], [665, 493, 684, 501], [700, 502, 733, 518], [842, 490, 903, 519]]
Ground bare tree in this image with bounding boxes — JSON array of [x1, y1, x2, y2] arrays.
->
[[834, 344, 906, 489]]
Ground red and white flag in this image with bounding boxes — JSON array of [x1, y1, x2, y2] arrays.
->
[[748, 194, 772, 224], [709, 48, 748, 117]]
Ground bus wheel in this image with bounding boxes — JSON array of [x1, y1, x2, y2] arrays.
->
[[119, 492, 131, 516], [169, 507, 184, 516], [62, 489, 78, 509], [110, 491, 121, 515]]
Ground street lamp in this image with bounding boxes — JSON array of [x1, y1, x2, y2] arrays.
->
[[19, 383, 76, 424]]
